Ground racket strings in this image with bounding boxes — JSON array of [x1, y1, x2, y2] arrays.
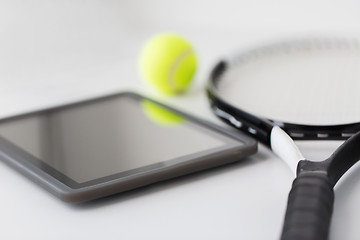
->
[[218, 38, 360, 126], [229, 38, 360, 68]]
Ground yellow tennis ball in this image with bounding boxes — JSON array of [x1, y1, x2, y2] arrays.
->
[[139, 33, 197, 95]]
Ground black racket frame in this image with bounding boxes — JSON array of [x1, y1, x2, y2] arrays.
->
[[208, 60, 360, 146]]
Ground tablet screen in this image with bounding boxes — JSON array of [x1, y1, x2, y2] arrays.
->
[[0, 94, 240, 184]]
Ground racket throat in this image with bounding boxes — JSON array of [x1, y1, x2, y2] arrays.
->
[[297, 160, 330, 178], [270, 126, 304, 174]]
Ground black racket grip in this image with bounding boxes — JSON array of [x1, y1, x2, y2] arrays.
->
[[281, 172, 334, 240]]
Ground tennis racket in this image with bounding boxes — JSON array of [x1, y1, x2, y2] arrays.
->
[[206, 38, 360, 240]]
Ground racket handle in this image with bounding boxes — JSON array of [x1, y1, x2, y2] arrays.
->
[[281, 172, 334, 240]]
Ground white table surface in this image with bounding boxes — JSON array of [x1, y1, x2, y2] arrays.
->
[[1, 1, 360, 239]]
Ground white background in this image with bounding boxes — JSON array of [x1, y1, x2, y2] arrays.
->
[[0, 1, 360, 239]]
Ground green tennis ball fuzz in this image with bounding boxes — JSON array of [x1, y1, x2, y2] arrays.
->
[[139, 34, 197, 95]]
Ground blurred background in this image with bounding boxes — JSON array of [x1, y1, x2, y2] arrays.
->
[[1, 0, 360, 117], [1, 1, 360, 239]]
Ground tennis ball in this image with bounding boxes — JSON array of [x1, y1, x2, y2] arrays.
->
[[139, 33, 197, 95], [141, 100, 185, 126]]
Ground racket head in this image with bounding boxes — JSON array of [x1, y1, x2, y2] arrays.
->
[[207, 38, 360, 145]]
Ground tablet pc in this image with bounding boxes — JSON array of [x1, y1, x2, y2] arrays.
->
[[0, 92, 256, 203]]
